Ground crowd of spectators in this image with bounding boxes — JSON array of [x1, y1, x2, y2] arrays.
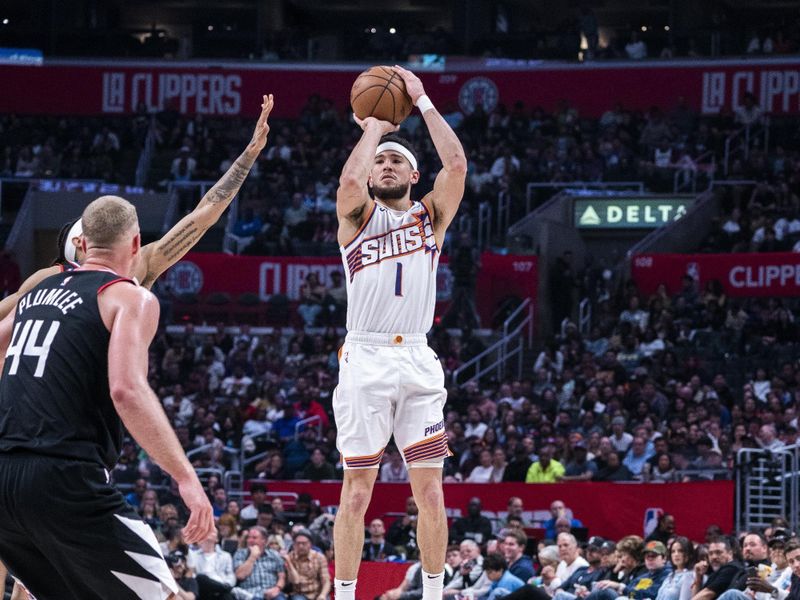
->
[[0, 113, 147, 183], [78, 464, 800, 600], [147, 85, 764, 258]]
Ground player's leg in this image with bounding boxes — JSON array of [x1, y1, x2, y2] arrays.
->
[[408, 466, 447, 574], [19, 456, 177, 599], [331, 338, 394, 597], [333, 467, 379, 579], [394, 341, 451, 599]]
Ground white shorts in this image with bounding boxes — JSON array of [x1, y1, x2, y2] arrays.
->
[[333, 331, 450, 469]]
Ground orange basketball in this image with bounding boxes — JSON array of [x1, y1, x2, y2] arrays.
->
[[350, 66, 414, 125]]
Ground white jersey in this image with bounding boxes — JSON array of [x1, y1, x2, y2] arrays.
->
[[340, 198, 439, 334]]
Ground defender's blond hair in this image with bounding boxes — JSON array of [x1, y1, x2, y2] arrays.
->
[[81, 195, 138, 248]]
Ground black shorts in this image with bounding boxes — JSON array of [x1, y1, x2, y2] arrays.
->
[[0, 452, 178, 600]]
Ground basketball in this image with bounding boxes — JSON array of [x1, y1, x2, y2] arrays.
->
[[350, 66, 414, 125]]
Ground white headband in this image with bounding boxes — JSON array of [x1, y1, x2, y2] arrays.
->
[[64, 219, 83, 263], [376, 142, 417, 171]]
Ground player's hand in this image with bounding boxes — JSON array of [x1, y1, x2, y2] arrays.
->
[[178, 477, 215, 544], [353, 114, 398, 135], [247, 94, 274, 154], [392, 65, 425, 104]]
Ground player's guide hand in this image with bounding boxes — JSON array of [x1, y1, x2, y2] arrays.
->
[[178, 477, 215, 544]]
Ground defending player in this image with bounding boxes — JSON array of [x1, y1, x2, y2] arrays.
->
[[0, 93, 274, 318], [0, 196, 215, 598], [332, 65, 467, 600]]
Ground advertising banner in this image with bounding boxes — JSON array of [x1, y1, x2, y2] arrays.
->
[[5, 58, 800, 118], [264, 480, 733, 542], [164, 252, 537, 326], [631, 252, 800, 297], [575, 197, 692, 229]]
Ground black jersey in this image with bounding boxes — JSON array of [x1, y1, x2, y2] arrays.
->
[[0, 269, 134, 469]]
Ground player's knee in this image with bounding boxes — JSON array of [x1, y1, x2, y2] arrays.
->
[[410, 477, 444, 511], [341, 481, 374, 514]]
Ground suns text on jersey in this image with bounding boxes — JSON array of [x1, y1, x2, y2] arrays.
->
[[359, 218, 435, 266]]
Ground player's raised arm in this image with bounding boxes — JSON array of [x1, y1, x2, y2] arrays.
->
[[393, 65, 467, 234], [336, 116, 397, 238], [136, 94, 274, 288]]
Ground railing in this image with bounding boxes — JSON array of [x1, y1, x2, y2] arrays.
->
[[673, 151, 716, 194], [561, 297, 592, 337], [452, 298, 534, 386], [724, 118, 770, 176], [186, 443, 242, 472], [736, 444, 799, 535], [295, 415, 322, 440], [524, 181, 645, 214], [578, 298, 591, 336], [496, 189, 511, 241], [476, 201, 492, 249]]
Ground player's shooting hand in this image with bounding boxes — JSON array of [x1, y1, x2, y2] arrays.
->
[[178, 476, 215, 544], [247, 94, 274, 154], [353, 114, 398, 135], [392, 65, 425, 104]]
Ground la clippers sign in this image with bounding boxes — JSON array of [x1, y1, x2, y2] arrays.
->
[[7, 58, 800, 119], [632, 252, 800, 297]]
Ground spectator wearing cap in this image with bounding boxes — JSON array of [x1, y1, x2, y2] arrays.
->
[[525, 445, 565, 483], [646, 514, 676, 545], [233, 526, 286, 600], [690, 536, 744, 600], [590, 535, 645, 596], [629, 541, 670, 599], [188, 530, 236, 599], [241, 483, 269, 525], [553, 538, 610, 600], [484, 552, 526, 599], [544, 501, 584, 541], [759, 536, 794, 600], [281, 528, 330, 600], [561, 442, 598, 481], [167, 550, 200, 600], [655, 537, 694, 600], [504, 530, 535, 582], [450, 497, 494, 545]]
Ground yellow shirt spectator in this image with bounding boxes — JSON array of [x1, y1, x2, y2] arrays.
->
[[525, 458, 565, 483]]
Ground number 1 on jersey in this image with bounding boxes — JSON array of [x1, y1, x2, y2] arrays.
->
[[395, 263, 403, 297]]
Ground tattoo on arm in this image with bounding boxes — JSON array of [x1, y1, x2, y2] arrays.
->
[[159, 220, 201, 262], [203, 156, 255, 206]]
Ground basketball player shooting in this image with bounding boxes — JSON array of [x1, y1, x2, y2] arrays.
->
[[332, 65, 467, 600]]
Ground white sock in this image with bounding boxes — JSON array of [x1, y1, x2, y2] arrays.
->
[[421, 570, 445, 600], [335, 578, 357, 600]]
